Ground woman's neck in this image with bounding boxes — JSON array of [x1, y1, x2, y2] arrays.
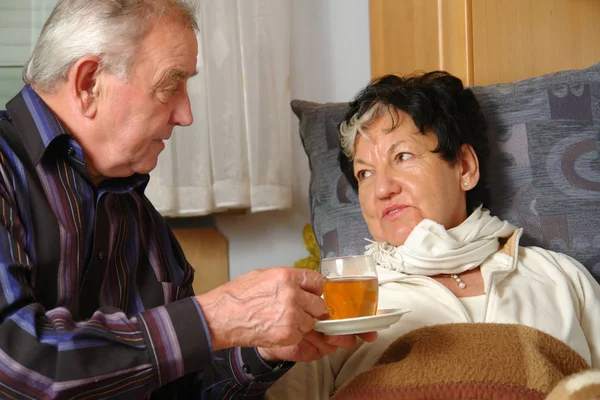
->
[[431, 267, 485, 298]]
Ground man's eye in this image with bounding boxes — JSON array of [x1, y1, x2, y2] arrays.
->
[[157, 88, 178, 102]]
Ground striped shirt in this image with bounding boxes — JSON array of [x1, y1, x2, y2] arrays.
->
[[0, 86, 288, 399]]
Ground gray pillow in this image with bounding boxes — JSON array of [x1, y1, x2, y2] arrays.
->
[[292, 62, 600, 283], [292, 101, 371, 258]]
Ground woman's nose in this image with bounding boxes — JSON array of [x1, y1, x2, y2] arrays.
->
[[374, 168, 401, 199]]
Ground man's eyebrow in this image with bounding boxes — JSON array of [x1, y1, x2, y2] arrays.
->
[[157, 68, 198, 86]]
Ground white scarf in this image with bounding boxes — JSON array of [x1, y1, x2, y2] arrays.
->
[[365, 206, 517, 276]]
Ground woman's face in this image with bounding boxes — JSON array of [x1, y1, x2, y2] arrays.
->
[[353, 110, 478, 246]]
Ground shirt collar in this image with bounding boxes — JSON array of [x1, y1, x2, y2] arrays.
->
[[99, 174, 150, 196], [5, 85, 150, 194], [6, 85, 69, 166]]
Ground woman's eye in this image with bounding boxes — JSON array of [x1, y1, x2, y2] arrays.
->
[[395, 152, 412, 162], [356, 170, 372, 181]]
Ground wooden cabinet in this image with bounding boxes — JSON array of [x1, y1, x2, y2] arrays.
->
[[369, 0, 600, 85], [172, 227, 229, 295]]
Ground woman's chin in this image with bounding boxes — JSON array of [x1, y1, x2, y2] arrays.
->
[[377, 220, 417, 246], [376, 229, 411, 247], [387, 237, 408, 247]]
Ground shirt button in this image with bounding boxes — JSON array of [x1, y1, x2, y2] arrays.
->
[[242, 365, 251, 374], [97, 251, 105, 260], [67, 147, 75, 157]]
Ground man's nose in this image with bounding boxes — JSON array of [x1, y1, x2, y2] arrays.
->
[[172, 88, 194, 127]]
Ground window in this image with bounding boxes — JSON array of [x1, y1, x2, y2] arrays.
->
[[0, 0, 57, 106]]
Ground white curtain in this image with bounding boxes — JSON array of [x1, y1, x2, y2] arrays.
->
[[147, 0, 293, 217]]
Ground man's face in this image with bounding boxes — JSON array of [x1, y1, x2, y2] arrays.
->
[[88, 18, 198, 179]]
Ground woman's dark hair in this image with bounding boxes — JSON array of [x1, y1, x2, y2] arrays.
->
[[338, 71, 490, 212]]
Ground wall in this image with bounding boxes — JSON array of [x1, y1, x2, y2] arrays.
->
[[215, 0, 371, 278]]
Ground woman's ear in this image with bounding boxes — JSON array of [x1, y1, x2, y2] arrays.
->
[[459, 144, 480, 191], [66, 56, 102, 118]]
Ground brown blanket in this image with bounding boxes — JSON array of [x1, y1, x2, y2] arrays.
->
[[331, 323, 590, 400]]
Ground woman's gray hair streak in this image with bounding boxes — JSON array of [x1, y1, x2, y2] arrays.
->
[[23, 0, 199, 92], [339, 102, 387, 160]]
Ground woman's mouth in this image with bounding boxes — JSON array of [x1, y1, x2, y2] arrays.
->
[[382, 204, 407, 219]]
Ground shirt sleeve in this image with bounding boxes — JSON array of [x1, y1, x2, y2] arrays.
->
[[158, 224, 295, 398], [136, 286, 294, 398], [198, 346, 294, 398]]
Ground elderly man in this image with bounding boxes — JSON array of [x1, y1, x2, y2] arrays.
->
[[0, 0, 374, 398]]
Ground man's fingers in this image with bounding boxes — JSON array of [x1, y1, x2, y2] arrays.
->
[[288, 268, 327, 318], [317, 311, 330, 321], [303, 330, 337, 356], [358, 331, 378, 342], [298, 311, 317, 335], [295, 289, 328, 318], [325, 331, 378, 348], [324, 334, 357, 349], [292, 268, 324, 296]]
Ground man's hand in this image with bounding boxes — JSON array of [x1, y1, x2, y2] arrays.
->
[[196, 267, 327, 350], [257, 330, 378, 363]]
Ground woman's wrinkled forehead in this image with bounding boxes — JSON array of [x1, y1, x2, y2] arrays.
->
[[356, 108, 418, 147], [340, 103, 410, 159]]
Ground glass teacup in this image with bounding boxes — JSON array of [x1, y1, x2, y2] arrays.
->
[[320, 254, 378, 320]]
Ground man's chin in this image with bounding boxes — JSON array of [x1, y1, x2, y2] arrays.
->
[[131, 148, 164, 175], [132, 160, 159, 175]]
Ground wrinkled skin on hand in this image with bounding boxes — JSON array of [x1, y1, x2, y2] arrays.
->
[[196, 267, 328, 350]]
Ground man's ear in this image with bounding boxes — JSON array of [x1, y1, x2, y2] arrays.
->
[[459, 144, 480, 191], [66, 56, 102, 118]]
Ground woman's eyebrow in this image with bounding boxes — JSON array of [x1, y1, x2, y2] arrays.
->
[[354, 157, 370, 166], [385, 140, 408, 156]]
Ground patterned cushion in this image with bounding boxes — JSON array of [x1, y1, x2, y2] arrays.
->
[[292, 101, 371, 259], [292, 62, 600, 283]]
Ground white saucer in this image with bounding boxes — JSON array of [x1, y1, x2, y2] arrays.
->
[[313, 308, 411, 335]]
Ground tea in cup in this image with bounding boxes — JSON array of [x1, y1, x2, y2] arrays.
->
[[321, 255, 378, 320]]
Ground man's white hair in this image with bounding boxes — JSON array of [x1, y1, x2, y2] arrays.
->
[[23, 0, 198, 92]]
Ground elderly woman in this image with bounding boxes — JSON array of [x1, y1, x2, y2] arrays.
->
[[267, 72, 600, 399]]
